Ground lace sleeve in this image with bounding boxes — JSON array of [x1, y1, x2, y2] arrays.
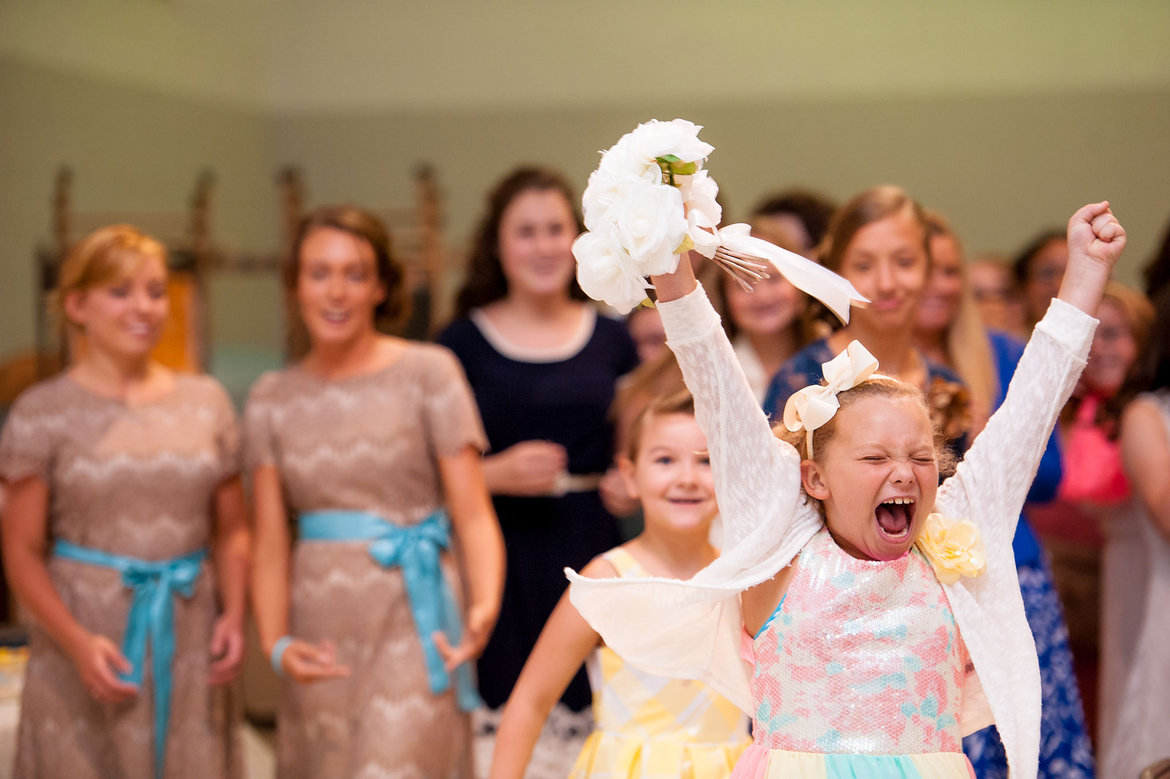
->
[[657, 283, 813, 548], [938, 298, 1096, 551]]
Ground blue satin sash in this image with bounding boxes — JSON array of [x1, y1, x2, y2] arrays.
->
[[297, 509, 480, 711], [53, 540, 207, 779]]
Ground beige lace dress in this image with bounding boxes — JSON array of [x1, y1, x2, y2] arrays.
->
[[0, 373, 243, 779], [243, 342, 488, 779]]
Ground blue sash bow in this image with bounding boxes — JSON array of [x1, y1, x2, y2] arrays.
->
[[53, 540, 207, 779], [298, 509, 480, 711]]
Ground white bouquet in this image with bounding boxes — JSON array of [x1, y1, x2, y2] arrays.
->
[[573, 118, 867, 321]]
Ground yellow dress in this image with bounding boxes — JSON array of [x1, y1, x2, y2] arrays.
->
[[569, 548, 751, 779]]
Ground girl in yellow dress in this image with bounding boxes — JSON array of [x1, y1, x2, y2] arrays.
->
[[490, 391, 750, 779]]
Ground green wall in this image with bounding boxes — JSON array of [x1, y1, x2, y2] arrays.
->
[[274, 88, 1170, 295], [0, 58, 283, 393], [3, 1, 1169, 380]]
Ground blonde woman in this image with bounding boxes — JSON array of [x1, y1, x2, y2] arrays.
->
[[0, 225, 248, 778]]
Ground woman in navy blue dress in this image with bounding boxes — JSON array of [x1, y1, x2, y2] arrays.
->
[[438, 168, 638, 760]]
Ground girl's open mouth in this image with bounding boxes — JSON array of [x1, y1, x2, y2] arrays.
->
[[875, 497, 915, 539]]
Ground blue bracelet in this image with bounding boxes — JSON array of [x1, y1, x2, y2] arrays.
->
[[270, 635, 294, 676]]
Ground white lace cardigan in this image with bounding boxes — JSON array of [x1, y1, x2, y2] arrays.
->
[[568, 283, 1096, 779]]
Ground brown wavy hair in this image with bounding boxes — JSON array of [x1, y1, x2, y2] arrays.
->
[[452, 166, 586, 320], [750, 188, 838, 250], [286, 204, 409, 330]]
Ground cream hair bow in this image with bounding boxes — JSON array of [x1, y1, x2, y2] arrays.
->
[[782, 340, 879, 457]]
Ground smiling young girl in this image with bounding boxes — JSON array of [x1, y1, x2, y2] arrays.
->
[[569, 201, 1125, 779], [490, 391, 750, 779]]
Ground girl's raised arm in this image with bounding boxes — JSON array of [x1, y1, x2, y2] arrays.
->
[[489, 557, 612, 779], [938, 203, 1124, 543], [651, 258, 814, 549]]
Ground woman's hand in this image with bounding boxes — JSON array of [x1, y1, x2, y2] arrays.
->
[[432, 601, 495, 671], [278, 638, 350, 684], [207, 614, 245, 686], [68, 631, 139, 704], [482, 440, 568, 496]]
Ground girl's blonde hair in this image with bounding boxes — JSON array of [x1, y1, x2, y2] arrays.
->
[[923, 211, 998, 433], [774, 377, 957, 509], [55, 225, 167, 332]]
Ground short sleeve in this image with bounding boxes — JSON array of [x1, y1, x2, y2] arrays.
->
[[0, 386, 56, 484], [242, 373, 280, 471], [421, 346, 488, 458]]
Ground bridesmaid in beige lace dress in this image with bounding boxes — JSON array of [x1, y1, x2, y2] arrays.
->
[[246, 205, 505, 778], [0, 225, 249, 778]]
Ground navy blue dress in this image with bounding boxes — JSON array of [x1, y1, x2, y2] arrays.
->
[[437, 310, 638, 712]]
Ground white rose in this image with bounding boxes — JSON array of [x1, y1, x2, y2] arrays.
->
[[680, 170, 722, 258], [572, 230, 649, 314], [581, 168, 624, 232], [613, 181, 687, 277], [627, 118, 714, 167], [597, 133, 660, 184]]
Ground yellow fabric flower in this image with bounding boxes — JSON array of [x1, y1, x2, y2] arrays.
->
[[916, 513, 986, 584]]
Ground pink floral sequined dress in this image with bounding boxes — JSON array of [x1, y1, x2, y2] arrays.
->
[[734, 527, 975, 777]]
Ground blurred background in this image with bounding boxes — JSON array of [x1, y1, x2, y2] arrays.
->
[[2, 0, 1169, 401]]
